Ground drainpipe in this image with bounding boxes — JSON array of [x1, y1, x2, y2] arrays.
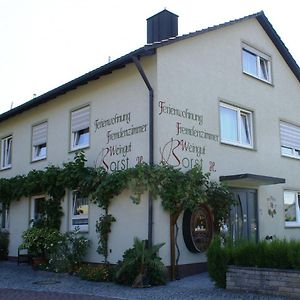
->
[[132, 56, 154, 247]]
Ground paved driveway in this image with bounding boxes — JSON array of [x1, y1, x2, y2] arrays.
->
[[0, 261, 288, 299]]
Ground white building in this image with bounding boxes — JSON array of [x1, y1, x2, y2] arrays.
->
[[0, 10, 300, 277]]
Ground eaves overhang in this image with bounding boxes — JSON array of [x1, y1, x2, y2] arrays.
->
[[0, 11, 299, 124], [256, 13, 300, 82], [220, 173, 286, 187], [0, 46, 155, 123]]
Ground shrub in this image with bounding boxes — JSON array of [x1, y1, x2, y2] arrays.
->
[[287, 240, 300, 269], [264, 239, 289, 269], [114, 237, 167, 287], [207, 237, 300, 288], [20, 227, 58, 257], [78, 264, 112, 281], [46, 227, 90, 273], [21, 226, 90, 272], [0, 230, 9, 260], [231, 240, 259, 267], [207, 236, 231, 288]]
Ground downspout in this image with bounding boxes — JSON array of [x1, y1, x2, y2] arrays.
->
[[132, 56, 154, 247]]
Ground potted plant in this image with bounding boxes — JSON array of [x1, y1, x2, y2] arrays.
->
[[20, 227, 58, 267]]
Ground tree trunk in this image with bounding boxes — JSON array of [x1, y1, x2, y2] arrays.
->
[[170, 211, 180, 281]]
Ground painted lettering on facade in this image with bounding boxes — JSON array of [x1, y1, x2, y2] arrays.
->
[[100, 142, 132, 171], [160, 138, 204, 169], [159, 101, 203, 125], [158, 100, 218, 171], [94, 111, 147, 172], [94, 113, 131, 132], [176, 122, 219, 142], [106, 124, 147, 144]]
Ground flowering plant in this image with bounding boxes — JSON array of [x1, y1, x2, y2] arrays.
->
[[46, 227, 90, 272], [20, 227, 59, 257]]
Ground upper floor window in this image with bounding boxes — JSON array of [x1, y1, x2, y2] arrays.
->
[[1, 136, 12, 170], [284, 190, 300, 227], [71, 106, 90, 151], [242, 44, 272, 83], [220, 102, 253, 148], [280, 121, 300, 159], [71, 192, 89, 232], [32, 122, 48, 161]]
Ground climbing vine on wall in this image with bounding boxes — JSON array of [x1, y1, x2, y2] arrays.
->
[[0, 151, 234, 262]]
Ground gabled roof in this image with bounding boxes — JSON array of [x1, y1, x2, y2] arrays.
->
[[0, 11, 299, 123]]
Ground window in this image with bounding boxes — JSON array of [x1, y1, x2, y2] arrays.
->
[[280, 121, 300, 159], [32, 122, 48, 161], [220, 103, 253, 148], [242, 44, 272, 83], [1, 136, 12, 169], [30, 196, 46, 224], [284, 191, 300, 226], [0, 203, 9, 230], [71, 192, 89, 232], [71, 106, 90, 151]]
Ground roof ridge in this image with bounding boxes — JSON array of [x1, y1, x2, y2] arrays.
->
[[0, 11, 299, 122], [144, 11, 264, 47]]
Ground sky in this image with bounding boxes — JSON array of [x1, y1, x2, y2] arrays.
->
[[0, 0, 299, 114]]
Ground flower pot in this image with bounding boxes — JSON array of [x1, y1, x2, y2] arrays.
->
[[31, 256, 47, 268]]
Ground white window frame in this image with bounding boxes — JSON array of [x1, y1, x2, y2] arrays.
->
[[70, 192, 89, 232], [242, 44, 272, 83], [30, 195, 46, 224], [70, 106, 90, 151], [284, 190, 300, 227], [220, 102, 253, 148], [32, 121, 48, 161], [0, 202, 9, 230], [280, 121, 300, 160], [1, 135, 12, 170]]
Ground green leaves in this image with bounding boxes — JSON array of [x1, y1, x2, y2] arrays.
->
[[1, 150, 233, 265], [96, 214, 116, 260], [115, 237, 166, 286]]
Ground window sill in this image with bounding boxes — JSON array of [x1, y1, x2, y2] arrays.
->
[[285, 222, 300, 228], [281, 153, 300, 161], [220, 140, 255, 151], [31, 157, 47, 163], [71, 226, 89, 233], [0, 166, 12, 171], [243, 71, 273, 86], [70, 144, 90, 153]]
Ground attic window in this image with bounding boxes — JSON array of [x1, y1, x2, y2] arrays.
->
[[242, 44, 272, 83]]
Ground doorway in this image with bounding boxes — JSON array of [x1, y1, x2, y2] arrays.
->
[[229, 188, 258, 242]]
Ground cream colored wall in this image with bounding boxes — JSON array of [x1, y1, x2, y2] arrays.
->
[[1, 17, 300, 266], [1, 56, 156, 262], [8, 197, 29, 256], [154, 18, 300, 264]]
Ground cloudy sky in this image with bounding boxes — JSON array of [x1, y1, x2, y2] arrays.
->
[[0, 0, 299, 114]]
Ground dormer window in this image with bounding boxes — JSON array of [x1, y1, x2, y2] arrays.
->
[[242, 44, 272, 83]]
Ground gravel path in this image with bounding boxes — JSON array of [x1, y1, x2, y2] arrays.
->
[[0, 261, 289, 299]]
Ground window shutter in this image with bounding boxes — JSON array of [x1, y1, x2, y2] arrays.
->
[[71, 106, 90, 132], [280, 122, 300, 150], [32, 122, 48, 146]]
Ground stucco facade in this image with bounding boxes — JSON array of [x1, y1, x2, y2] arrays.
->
[[0, 11, 300, 274]]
